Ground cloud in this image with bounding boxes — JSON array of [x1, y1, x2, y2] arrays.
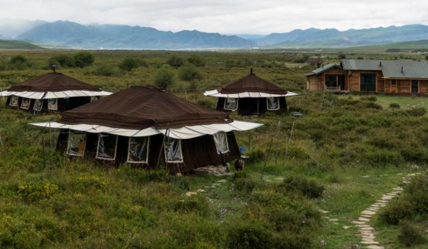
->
[[0, 0, 428, 34]]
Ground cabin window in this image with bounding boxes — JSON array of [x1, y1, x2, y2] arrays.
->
[[67, 131, 86, 157], [20, 98, 31, 110], [9, 96, 19, 107], [91, 96, 99, 103], [165, 138, 184, 163], [96, 134, 118, 161], [213, 132, 229, 154], [33, 99, 43, 112], [48, 99, 58, 111], [224, 98, 238, 111], [127, 137, 150, 164], [267, 97, 280, 111]]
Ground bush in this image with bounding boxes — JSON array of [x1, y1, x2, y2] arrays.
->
[[361, 96, 377, 102], [179, 64, 202, 81], [49, 55, 75, 67], [10, 55, 27, 64], [188, 55, 205, 67], [154, 68, 175, 89], [279, 176, 324, 199], [398, 221, 426, 247], [246, 150, 265, 164], [227, 222, 273, 249], [18, 181, 59, 202], [379, 200, 414, 225], [234, 178, 257, 193], [73, 52, 94, 68], [338, 54, 346, 59], [167, 56, 184, 68], [390, 103, 400, 109], [8, 55, 31, 70], [407, 107, 427, 117], [119, 58, 146, 71], [94, 65, 120, 76]]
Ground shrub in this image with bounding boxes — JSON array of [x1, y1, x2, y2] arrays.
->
[[227, 222, 273, 249], [10, 55, 27, 64], [18, 181, 59, 202], [246, 150, 265, 164], [73, 52, 95, 68], [8, 55, 31, 70], [400, 148, 428, 164], [280, 176, 324, 199], [407, 107, 427, 117], [196, 98, 215, 108], [188, 55, 205, 67], [338, 53, 346, 59], [179, 64, 202, 81], [154, 68, 175, 89], [119, 58, 146, 71], [390, 103, 400, 109], [398, 221, 426, 247], [172, 196, 210, 216], [379, 200, 414, 225], [167, 56, 184, 68], [361, 96, 377, 102], [49, 54, 75, 67], [406, 174, 428, 214], [234, 178, 256, 193], [364, 149, 403, 166], [94, 65, 120, 76]]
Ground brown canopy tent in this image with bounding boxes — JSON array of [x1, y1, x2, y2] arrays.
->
[[31, 86, 262, 173], [0, 72, 111, 114], [204, 69, 298, 116]]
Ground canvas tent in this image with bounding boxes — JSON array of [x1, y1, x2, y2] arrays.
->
[[0, 72, 111, 113], [30, 86, 262, 173], [204, 69, 298, 115]]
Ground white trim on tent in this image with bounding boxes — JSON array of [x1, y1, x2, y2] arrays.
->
[[203, 89, 299, 98], [0, 90, 112, 100], [29, 120, 263, 140]]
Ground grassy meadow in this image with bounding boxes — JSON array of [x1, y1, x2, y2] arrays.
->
[[0, 50, 427, 248]]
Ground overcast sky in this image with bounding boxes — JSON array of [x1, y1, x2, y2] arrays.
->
[[1, 0, 428, 35]]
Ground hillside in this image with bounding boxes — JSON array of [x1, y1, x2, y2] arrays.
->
[[258, 25, 428, 48], [0, 39, 41, 49], [17, 21, 255, 49], [343, 40, 428, 52]]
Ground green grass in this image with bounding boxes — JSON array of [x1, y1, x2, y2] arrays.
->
[[0, 40, 41, 50], [0, 50, 427, 248]]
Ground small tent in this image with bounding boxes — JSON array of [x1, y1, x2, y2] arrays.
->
[[0, 72, 111, 113], [204, 69, 298, 116], [30, 86, 262, 173]]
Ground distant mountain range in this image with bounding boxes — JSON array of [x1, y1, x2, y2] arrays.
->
[[2, 20, 428, 50]]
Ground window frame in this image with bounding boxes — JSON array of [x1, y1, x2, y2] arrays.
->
[[9, 96, 19, 107], [95, 134, 118, 161], [164, 138, 184, 163], [20, 98, 31, 110], [127, 137, 150, 164], [224, 98, 238, 111], [213, 132, 230, 154], [66, 130, 87, 157], [266, 97, 281, 111], [47, 98, 58, 111], [33, 99, 44, 112]]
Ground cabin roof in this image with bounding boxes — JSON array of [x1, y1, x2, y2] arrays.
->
[[341, 59, 428, 79], [306, 63, 342, 76]]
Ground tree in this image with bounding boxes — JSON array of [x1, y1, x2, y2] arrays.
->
[[73, 52, 95, 68], [10, 55, 27, 64], [119, 58, 145, 72], [188, 55, 205, 67], [155, 68, 175, 89], [167, 56, 183, 68], [338, 53, 346, 59], [49, 55, 75, 67], [9, 55, 31, 70], [179, 64, 202, 81]]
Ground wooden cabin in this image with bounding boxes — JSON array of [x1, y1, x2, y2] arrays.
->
[[306, 59, 428, 94]]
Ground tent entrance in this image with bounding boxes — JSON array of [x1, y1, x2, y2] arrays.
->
[[238, 98, 260, 115]]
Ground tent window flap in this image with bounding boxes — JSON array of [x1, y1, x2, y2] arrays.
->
[[20, 98, 31, 110], [165, 138, 184, 163], [213, 132, 229, 154], [48, 99, 58, 111], [224, 98, 238, 111], [9, 96, 19, 107], [267, 97, 280, 110], [127, 137, 150, 163], [96, 134, 118, 161], [33, 99, 43, 111], [67, 131, 86, 156]]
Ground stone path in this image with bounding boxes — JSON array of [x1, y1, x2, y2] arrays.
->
[[186, 178, 228, 197], [353, 173, 418, 249]]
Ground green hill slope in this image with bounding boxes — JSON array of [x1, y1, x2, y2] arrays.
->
[[0, 39, 41, 49], [345, 40, 428, 52]]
